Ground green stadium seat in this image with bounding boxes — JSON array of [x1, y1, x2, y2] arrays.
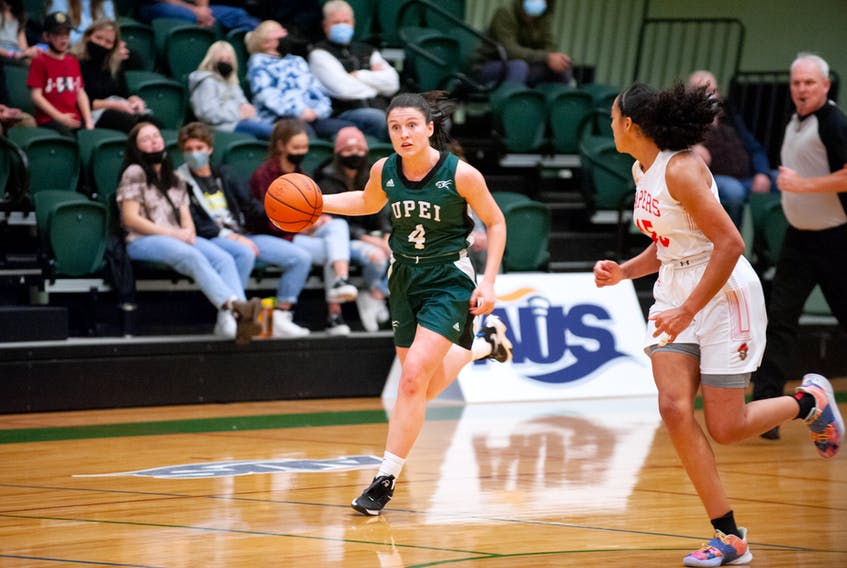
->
[[125, 71, 186, 129], [8, 127, 80, 195], [0, 134, 30, 212], [2, 61, 35, 114], [220, 139, 268, 184], [153, 19, 216, 82], [208, 129, 255, 167], [119, 17, 156, 71], [543, 86, 594, 154], [302, 139, 334, 178], [498, 198, 551, 272], [34, 190, 107, 277], [489, 83, 547, 153]]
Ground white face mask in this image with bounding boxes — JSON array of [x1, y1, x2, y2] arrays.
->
[[523, 0, 547, 17], [183, 150, 210, 170]]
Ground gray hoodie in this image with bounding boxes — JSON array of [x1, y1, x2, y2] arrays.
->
[[187, 70, 249, 132]]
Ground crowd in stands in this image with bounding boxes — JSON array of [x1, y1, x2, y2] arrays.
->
[[1, 0, 840, 344]]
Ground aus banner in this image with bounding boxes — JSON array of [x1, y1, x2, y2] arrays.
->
[[383, 273, 656, 403]]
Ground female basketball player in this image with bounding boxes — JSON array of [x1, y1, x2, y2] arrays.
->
[[320, 91, 512, 516], [594, 82, 844, 566]]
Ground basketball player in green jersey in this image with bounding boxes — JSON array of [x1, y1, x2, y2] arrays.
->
[[321, 91, 512, 515]]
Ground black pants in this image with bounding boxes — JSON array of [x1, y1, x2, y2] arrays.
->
[[752, 223, 847, 400]]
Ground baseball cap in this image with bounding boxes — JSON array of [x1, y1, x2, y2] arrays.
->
[[44, 12, 73, 34]]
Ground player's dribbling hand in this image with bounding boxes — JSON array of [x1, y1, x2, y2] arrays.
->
[[593, 260, 624, 288], [470, 285, 495, 316]]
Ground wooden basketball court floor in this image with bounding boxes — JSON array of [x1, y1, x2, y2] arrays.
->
[[0, 388, 845, 567]]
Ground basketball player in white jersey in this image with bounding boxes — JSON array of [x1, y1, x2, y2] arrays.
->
[[594, 82, 844, 567]]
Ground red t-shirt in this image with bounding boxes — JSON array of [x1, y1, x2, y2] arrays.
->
[[26, 52, 84, 125]]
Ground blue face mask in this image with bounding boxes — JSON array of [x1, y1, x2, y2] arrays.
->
[[328, 23, 354, 45], [523, 0, 547, 17], [183, 150, 210, 171]]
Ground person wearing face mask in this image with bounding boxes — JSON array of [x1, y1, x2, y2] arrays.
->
[[314, 126, 391, 331], [117, 121, 264, 343], [472, 0, 573, 88], [188, 41, 274, 140], [71, 19, 153, 133], [175, 122, 312, 337], [307, 0, 398, 142], [250, 118, 359, 335], [245, 19, 356, 141], [26, 12, 93, 137]]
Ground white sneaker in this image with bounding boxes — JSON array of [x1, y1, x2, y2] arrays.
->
[[272, 309, 310, 338], [356, 292, 384, 332], [326, 313, 351, 336], [376, 301, 390, 323], [214, 309, 237, 338], [327, 278, 358, 303]]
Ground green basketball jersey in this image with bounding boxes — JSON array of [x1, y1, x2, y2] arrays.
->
[[382, 151, 474, 259]]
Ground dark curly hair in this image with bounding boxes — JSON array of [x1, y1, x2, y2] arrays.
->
[[619, 81, 718, 150], [386, 90, 456, 150]]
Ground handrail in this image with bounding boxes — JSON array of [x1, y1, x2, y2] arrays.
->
[[396, 0, 508, 95]]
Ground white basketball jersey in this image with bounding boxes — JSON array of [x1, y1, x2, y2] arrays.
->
[[632, 149, 717, 263]]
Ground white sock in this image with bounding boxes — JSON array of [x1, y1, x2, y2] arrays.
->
[[471, 335, 493, 360], [377, 451, 405, 479]]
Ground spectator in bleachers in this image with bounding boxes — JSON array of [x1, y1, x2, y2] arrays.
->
[[0, 57, 36, 133], [688, 70, 776, 229], [137, 0, 259, 32], [314, 126, 390, 332], [472, 0, 573, 88], [245, 19, 355, 141], [308, 0, 397, 142], [175, 122, 312, 337], [1, 0, 42, 59], [188, 41, 273, 140], [46, 0, 115, 45], [71, 19, 155, 132], [26, 11, 93, 136], [252, 0, 322, 58], [117, 120, 263, 343], [250, 118, 359, 335]]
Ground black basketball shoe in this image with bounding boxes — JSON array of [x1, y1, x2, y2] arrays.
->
[[477, 315, 513, 363], [351, 475, 395, 516]]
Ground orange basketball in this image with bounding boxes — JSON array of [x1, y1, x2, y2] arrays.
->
[[264, 173, 323, 232]]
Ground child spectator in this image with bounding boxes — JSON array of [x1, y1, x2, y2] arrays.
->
[[26, 11, 93, 136]]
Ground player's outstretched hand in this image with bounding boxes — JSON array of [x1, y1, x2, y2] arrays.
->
[[594, 260, 624, 288]]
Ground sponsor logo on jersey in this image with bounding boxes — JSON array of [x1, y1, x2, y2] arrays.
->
[[474, 288, 628, 384], [453, 322, 460, 331], [386, 179, 395, 187], [435, 180, 453, 189]]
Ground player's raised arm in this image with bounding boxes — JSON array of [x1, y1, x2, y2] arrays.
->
[[322, 159, 388, 216]]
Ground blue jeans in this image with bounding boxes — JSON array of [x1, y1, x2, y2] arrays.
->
[[714, 171, 778, 229], [350, 239, 388, 295], [293, 218, 351, 298], [212, 234, 312, 305], [476, 59, 571, 88], [126, 235, 245, 308], [337, 108, 388, 141], [301, 117, 357, 141], [138, 3, 259, 31], [234, 118, 274, 140]]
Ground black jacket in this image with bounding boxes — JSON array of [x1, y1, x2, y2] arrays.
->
[[180, 164, 267, 239]]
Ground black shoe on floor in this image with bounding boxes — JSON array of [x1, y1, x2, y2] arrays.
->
[[760, 426, 780, 440], [351, 475, 395, 516]]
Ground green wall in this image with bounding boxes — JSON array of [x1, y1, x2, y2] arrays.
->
[[648, 0, 847, 77], [465, 0, 846, 88]]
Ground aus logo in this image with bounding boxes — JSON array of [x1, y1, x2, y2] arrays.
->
[[476, 288, 628, 384]]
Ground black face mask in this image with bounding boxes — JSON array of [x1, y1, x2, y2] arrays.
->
[[287, 152, 306, 165], [276, 36, 293, 56], [339, 154, 366, 170], [87, 41, 111, 62], [142, 149, 166, 165], [215, 61, 233, 78]]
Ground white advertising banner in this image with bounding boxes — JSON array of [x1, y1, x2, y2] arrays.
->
[[383, 272, 656, 404]]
